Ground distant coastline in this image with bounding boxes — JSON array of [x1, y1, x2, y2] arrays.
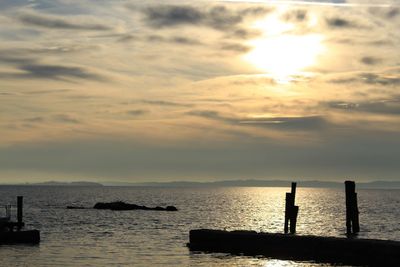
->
[[1, 179, 399, 189], [104, 180, 400, 189], [0, 181, 104, 187]]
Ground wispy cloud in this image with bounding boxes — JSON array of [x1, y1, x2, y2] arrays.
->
[[145, 35, 203, 45], [142, 100, 193, 108], [282, 9, 308, 22], [16, 12, 112, 31], [220, 43, 251, 53], [325, 17, 360, 28], [0, 63, 104, 81], [327, 69, 400, 86], [239, 115, 328, 130], [53, 114, 81, 124], [360, 56, 382, 65], [138, 4, 272, 30], [326, 99, 400, 115], [360, 72, 400, 86], [186, 110, 328, 131], [127, 109, 148, 116]]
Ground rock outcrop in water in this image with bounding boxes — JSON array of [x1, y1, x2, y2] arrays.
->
[[93, 201, 178, 211], [66, 206, 86, 209]]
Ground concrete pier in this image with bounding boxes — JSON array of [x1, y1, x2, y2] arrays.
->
[[188, 229, 400, 266]]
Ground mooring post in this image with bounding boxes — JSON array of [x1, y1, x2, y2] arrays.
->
[[352, 192, 360, 233], [284, 192, 291, 234], [345, 181, 359, 235], [284, 182, 298, 234], [17, 196, 23, 230], [291, 182, 297, 199], [290, 182, 298, 234], [290, 205, 299, 234]]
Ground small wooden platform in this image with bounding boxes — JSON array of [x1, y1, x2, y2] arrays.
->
[[0, 196, 40, 244], [188, 229, 400, 266]]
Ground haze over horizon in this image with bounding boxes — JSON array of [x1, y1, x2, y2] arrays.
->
[[1, 0, 400, 183]]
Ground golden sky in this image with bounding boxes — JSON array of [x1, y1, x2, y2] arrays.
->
[[1, 0, 400, 182]]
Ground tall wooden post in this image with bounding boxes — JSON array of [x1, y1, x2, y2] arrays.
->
[[17, 196, 23, 230], [345, 181, 359, 235], [284, 193, 291, 234], [290, 205, 299, 234], [291, 182, 297, 198], [290, 182, 298, 234], [284, 182, 299, 234]]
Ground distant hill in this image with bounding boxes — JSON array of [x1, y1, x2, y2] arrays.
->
[[21, 181, 103, 187], [102, 179, 400, 189], [356, 181, 400, 189], [2, 179, 399, 189]]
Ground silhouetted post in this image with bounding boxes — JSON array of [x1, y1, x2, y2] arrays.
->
[[352, 192, 360, 233], [345, 181, 359, 235], [291, 182, 296, 198], [284, 192, 291, 234], [284, 182, 299, 234], [290, 205, 299, 234], [290, 182, 298, 234], [17, 196, 23, 230]]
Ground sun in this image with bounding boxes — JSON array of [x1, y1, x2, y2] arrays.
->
[[243, 12, 325, 83]]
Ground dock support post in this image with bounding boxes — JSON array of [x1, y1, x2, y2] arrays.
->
[[17, 196, 23, 230], [291, 182, 297, 198], [345, 181, 359, 235], [290, 206, 299, 234], [284, 182, 299, 234], [284, 193, 290, 233]]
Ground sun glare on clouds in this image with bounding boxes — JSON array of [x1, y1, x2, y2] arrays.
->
[[243, 10, 325, 83]]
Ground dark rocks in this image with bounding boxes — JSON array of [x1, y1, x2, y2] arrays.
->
[[66, 206, 86, 209], [166, 206, 178, 211], [93, 201, 178, 211]]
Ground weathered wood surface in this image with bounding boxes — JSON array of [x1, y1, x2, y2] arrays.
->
[[188, 229, 400, 266]]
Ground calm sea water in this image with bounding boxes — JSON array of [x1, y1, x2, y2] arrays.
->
[[0, 186, 399, 266]]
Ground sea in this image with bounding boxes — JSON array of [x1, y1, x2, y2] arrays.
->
[[0, 186, 399, 266]]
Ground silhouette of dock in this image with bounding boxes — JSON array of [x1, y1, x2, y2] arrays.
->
[[0, 196, 40, 244], [188, 181, 400, 266], [188, 229, 400, 266]]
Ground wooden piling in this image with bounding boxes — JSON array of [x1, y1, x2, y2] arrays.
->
[[17, 196, 23, 230], [284, 182, 298, 234], [291, 182, 296, 198], [345, 181, 359, 235], [352, 193, 360, 233], [290, 205, 299, 234], [284, 193, 291, 234]]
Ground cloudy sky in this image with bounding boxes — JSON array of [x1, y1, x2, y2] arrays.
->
[[1, 0, 400, 183]]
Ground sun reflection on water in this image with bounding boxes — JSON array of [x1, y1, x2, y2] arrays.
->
[[263, 259, 298, 267]]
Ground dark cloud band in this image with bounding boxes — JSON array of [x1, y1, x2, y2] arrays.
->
[[17, 12, 111, 31], [139, 4, 272, 30]]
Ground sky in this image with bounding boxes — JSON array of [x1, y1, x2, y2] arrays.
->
[[1, 0, 400, 183]]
